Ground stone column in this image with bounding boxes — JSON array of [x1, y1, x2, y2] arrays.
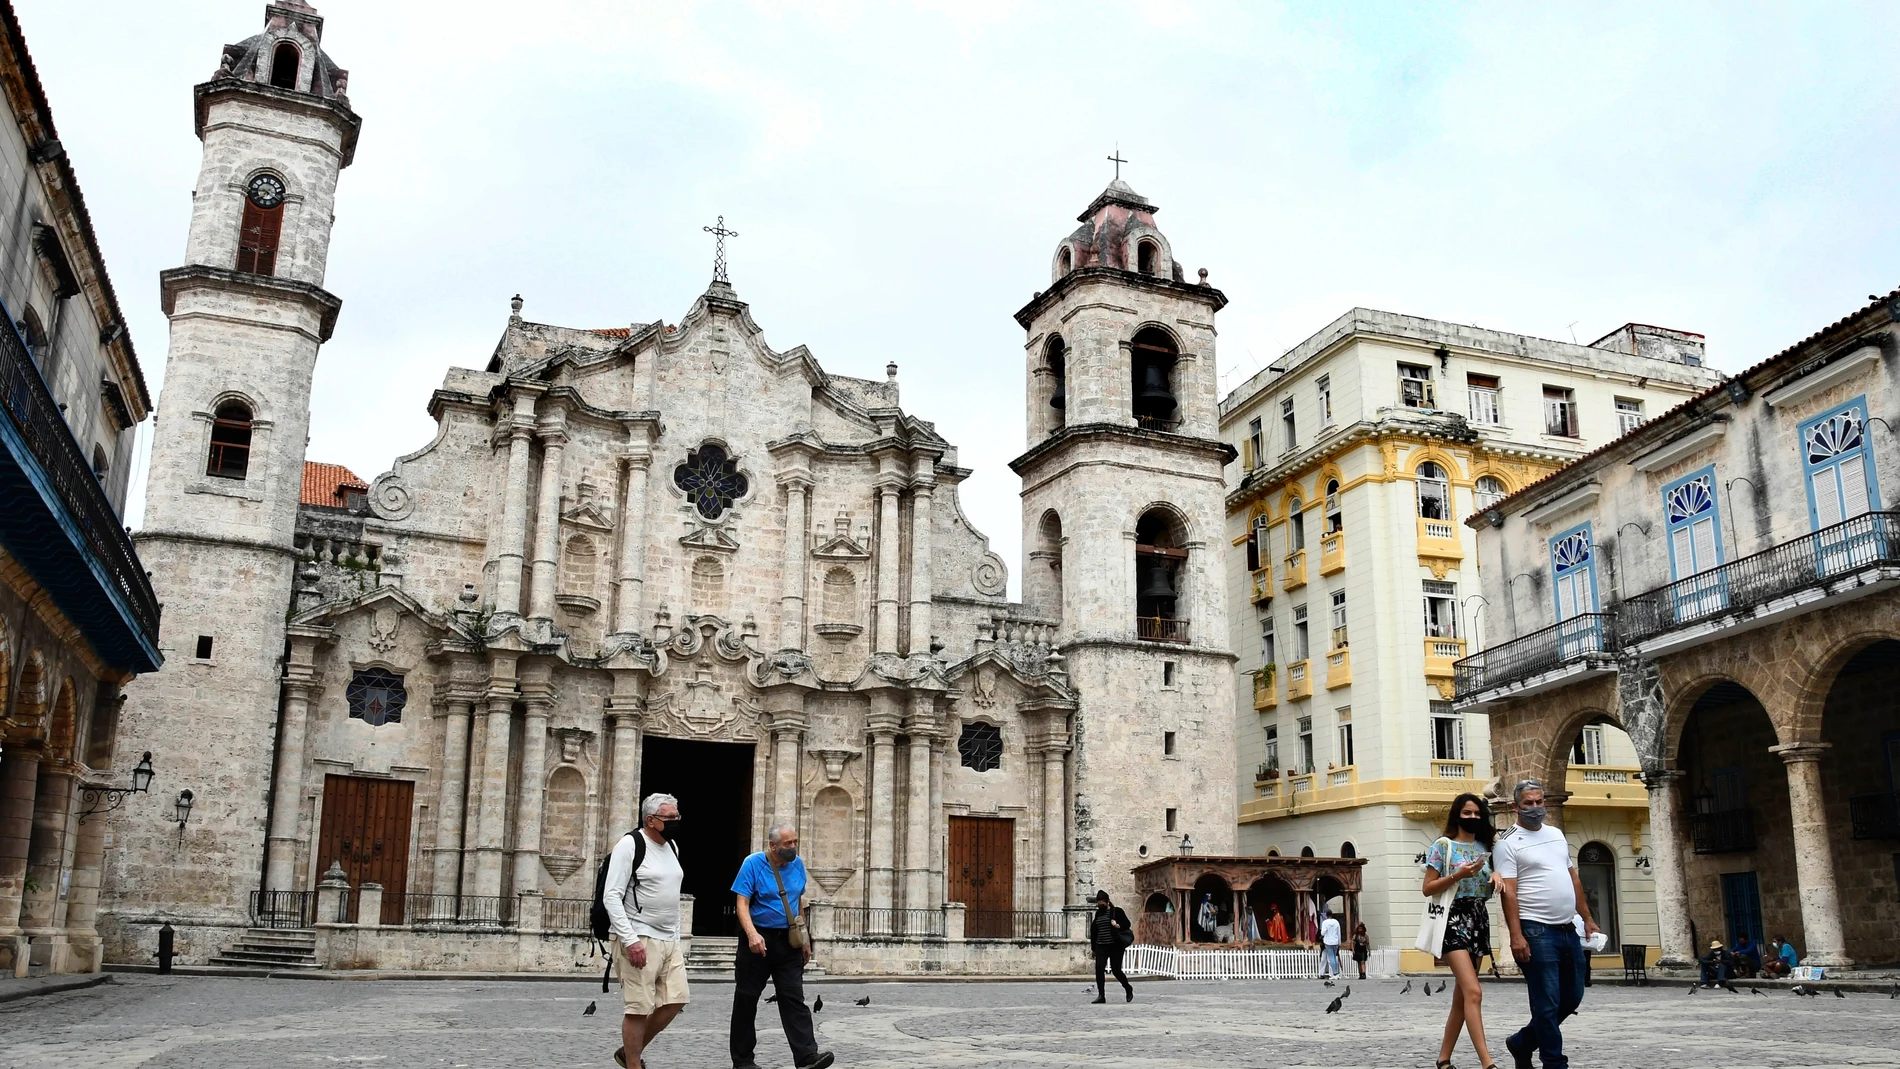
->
[[928, 738, 945, 908], [460, 701, 490, 893], [0, 751, 39, 941], [264, 673, 322, 892], [1771, 743, 1852, 966], [527, 415, 569, 622], [468, 659, 518, 900], [778, 475, 812, 651], [902, 693, 935, 909], [873, 480, 902, 654], [612, 453, 653, 634], [907, 462, 935, 655], [866, 693, 901, 910], [1041, 746, 1068, 913], [607, 670, 645, 836], [493, 388, 543, 616], [20, 767, 75, 938], [1641, 769, 1694, 966], [512, 672, 554, 901], [61, 810, 106, 972], [769, 705, 805, 835], [431, 691, 476, 895]]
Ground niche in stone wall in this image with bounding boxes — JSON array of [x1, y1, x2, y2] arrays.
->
[[691, 555, 726, 614], [807, 785, 855, 895], [820, 567, 859, 627], [541, 765, 588, 888], [560, 534, 598, 602]]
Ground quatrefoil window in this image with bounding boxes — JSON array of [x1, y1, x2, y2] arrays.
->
[[674, 443, 749, 520]]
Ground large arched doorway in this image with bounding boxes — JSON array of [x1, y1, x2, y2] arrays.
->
[[1189, 873, 1232, 943], [1819, 637, 1900, 963], [1246, 874, 1296, 943], [1135, 508, 1188, 642], [1674, 680, 1788, 956]]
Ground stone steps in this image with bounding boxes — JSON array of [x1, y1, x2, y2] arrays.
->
[[209, 928, 320, 970]]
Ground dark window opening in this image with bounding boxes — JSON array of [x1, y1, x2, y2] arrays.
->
[[1163, 660, 1177, 687], [194, 635, 214, 659], [1131, 327, 1179, 430], [1340, 841, 1356, 859], [1164, 730, 1176, 755], [18, 306, 46, 367], [270, 42, 300, 89], [1058, 245, 1072, 275], [1300, 845, 1316, 858], [207, 400, 253, 479], [92, 444, 109, 480], [346, 667, 407, 727], [1135, 508, 1188, 641], [1045, 334, 1067, 424], [1165, 808, 1178, 832], [957, 721, 1003, 773], [1137, 239, 1158, 276]]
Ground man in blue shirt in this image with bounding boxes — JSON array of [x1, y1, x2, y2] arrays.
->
[[730, 823, 832, 1069]]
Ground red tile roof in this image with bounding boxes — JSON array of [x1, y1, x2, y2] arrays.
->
[[590, 327, 632, 338], [301, 461, 368, 507]]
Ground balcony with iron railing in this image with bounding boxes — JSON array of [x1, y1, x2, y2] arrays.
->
[[0, 299, 160, 673], [1620, 511, 1900, 650], [1136, 616, 1190, 643], [1453, 613, 1614, 705], [1849, 792, 1899, 840], [1136, 414, 1183, 433], [1691, 808, 1754, 854]]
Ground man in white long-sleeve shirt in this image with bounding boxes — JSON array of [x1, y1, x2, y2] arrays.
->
[[603, 793, 687, 1069]]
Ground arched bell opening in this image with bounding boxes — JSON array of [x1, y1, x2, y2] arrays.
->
[[1130, 327, 1179, 431]]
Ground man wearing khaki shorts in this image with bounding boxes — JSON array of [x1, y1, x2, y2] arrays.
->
[[603, 793, 688, 1068]]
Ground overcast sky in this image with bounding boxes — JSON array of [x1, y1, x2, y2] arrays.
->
[[20, 1, 1900, 596]]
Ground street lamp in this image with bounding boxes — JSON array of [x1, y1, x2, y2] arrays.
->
[[1179, 833, 1195, 856], [173, 789, 194, 841], [78, 752, 155, 823]]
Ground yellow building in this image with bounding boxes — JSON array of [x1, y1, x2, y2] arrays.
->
[[1219, 309, 1718, 968]]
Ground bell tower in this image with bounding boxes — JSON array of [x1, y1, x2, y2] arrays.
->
[[1010, 175, 1238, 902], [108, 1, 360, 930]]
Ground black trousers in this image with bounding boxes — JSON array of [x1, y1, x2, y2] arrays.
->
[[1094, 945, 1130, 997], [732, 927, 818, 1064]]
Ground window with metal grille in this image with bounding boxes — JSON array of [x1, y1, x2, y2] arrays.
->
[[957, 722, 1003, 772], [346, 667, 407, 727], [1543, 386, 1579, 437], [1399, 363, 1436, 408]]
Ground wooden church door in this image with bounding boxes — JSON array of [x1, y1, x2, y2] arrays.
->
[[316, 774, 414, 924], [948, 816, 1015, 938]]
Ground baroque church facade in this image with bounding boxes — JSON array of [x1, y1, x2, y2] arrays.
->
[[101, 2, 1237, 971]]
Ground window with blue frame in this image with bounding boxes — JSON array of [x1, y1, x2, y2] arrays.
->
[[1800, 398, 1881, 530], [1549, 522, 1598, 620], [1663, 466, 1728, 618]]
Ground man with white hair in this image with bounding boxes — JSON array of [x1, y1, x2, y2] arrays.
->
[[729, 823, 832, 1069], [1495, 779, 1598, 1069], [602, 793, 688, 1069]]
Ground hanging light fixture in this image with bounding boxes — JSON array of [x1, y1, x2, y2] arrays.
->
[[78, 751, 156, 823]]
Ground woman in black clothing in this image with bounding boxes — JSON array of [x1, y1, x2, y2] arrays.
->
[[1089, 890, 1134, 1003]]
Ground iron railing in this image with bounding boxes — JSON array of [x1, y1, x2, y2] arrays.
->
[[1136, 415, 1182, 433], [1849, 792, 1900, 840], [0, 299, 161, 647], [1136, 616, 1190, 643], [967, 909, 1068, 940], [1452, 613, 1613, 699], [828, 907, 946, 939], [542, 897, 594, 933], [1620, 511, 1900, 646], [248, 890, 316, 929], [401, 892, 519, 926], [1690, 809, 1754, 854]]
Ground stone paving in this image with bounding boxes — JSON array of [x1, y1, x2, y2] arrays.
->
[[2, 974, 1897, 1069]]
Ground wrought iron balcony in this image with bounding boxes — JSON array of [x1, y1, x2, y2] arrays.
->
[[1849, 792, 1900, 840], [1136, 616, 1190, 643], [0, 301, 160, 671], [1620, 511, 1900, 648], [1453, 613, 1613, 701], [1691, 809, 1755, 854]]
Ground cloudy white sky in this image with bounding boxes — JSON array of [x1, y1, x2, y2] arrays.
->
[[20, 1, 1900, 593]]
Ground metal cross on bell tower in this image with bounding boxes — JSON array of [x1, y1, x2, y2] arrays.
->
[[703, 215, 739, 282], [1107, 146, 1127, 181]]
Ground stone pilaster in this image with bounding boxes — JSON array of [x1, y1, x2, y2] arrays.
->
[[873, 480, 902, 654], [865, 692, 902, 910], [612, 452, 653, 634], [492, 387, 544, 616], [902, 692, 937, 909], [468, 656, 518, 899], [928, 737, 945, 908], [61, 809, 106, 971], [769, 704, 806, 835], [907, 461, 935, 655], [1641, 769, 1694, 966], [1040, 746, 1069, 913], [459, 701, 490, 893], [777, 474, 812, 652], [1771, 742, 1852, 967], [526, 412, 569, 622], [607, 670, 645, 836], [511, 664, 554, 899], [263, 676, 321, 891], [21, 767, 76, 947], [430, 688, 478, 895], [0, 751, 39, 944]]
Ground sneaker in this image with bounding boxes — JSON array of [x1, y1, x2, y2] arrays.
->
[[1090, 995, 1106, 1004], [1124, 986, 1134, 1002], [1504, 1034, 1531, 1069], [794, 1054, 835, 1069]]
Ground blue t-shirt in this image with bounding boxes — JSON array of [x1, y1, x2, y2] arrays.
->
[[1778, 942, 1798, 966], [731, 851, 807, 930]]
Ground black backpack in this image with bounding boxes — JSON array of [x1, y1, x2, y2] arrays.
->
[[588, 832, 678, 990]]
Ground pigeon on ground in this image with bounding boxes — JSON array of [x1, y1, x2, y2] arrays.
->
[[1720, 980, 1738, 993], [1436, 981, 1449, 995], [854, 996, 871, 1006], [1325, 994, 1343, 1014], [1750, 986, 1765, 996], [765, 994, 779, 1004], [582, 1001, 596, 1016], [1400, 980, 1413, 994], [1791, 985, 1814, 997], [1685, 983, 1698, 994], [1340, 985, 1351, 1000], [813, 995, 823, 1012], [1890, 983, 1898, 1000], [1424, 982, 1432, 996], [1323, 979, 1336, 988], [1833, 987, 1846, 999]]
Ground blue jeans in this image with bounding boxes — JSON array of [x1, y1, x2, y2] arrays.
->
[[1510, 920, 1587, 1069], [1321, 944, 1340, 975]]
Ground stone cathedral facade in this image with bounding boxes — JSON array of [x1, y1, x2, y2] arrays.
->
[[101, 2, 1237, 973]]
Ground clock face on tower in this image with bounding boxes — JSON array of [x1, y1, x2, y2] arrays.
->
[[246, 173, 286, 209]]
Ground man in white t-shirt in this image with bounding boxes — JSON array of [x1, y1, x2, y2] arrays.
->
[[602, 793, 689, 1069], [1319, 910, 1342, 977], [1494, 779, 1598, 1069]]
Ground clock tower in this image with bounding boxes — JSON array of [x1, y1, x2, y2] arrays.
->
[[107, 1, 360, 929]]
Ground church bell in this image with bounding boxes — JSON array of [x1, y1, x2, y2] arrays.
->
[[1134, 359, 1176, 418], [1049, 373, 1067, 411], [1136, 558, 1177, 600]]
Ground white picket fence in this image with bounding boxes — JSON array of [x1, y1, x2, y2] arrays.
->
[[1124, 944, 1401, 981]]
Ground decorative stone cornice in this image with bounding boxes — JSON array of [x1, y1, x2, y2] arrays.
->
[[1769, 741, 1830, 763], [159, 265, 343, 341]]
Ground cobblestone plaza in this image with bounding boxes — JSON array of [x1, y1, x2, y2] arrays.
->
[[4, 975, 1897, 1069]]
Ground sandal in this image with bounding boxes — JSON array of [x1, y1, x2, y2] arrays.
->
[[1437, 1061, 1457, 1069]]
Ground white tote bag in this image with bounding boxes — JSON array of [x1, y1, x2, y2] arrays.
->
[[1414, 836, 1458, 956]]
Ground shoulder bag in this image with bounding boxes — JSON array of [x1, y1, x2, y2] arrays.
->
[[768, 856, 810, 950], [1414, 836, 1458, 956]]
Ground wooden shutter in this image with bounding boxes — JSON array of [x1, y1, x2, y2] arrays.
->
[[1840, 455, 1871, 519], [1669, 526, 1693, 578], [1691, 516, 1719, 570], [1556, 572, 1577, 620], [237, 201, 284, 275], [1812, 466, 1843, 528]]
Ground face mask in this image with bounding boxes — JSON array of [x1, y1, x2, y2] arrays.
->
[[658, 818, 682, 841], [1458, 816, 1487, 835], [777, 844, 798, 862], [1518, 805, 1547, 828]]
